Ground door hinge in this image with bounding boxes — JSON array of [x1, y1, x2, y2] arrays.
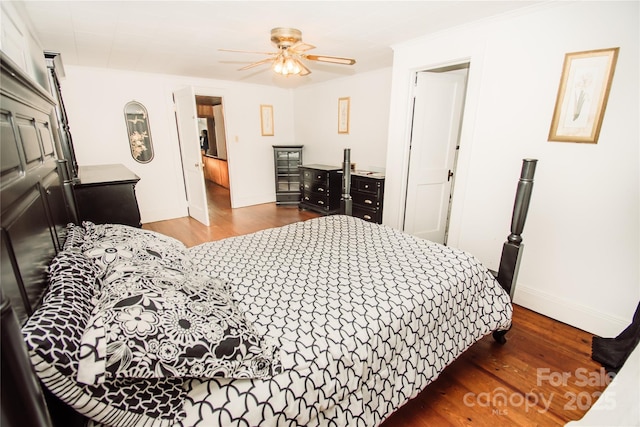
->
[[448, 170, 454, 181]]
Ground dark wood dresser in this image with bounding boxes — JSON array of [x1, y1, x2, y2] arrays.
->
[[299, 164, 342, 215], [74, 164, 142, 227], [351, 172, 385, 224]]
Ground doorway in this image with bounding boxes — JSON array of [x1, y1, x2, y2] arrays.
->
[[196, 96, 230, 196], [173, 88, 230, 226], [403, 63, 469, 245]]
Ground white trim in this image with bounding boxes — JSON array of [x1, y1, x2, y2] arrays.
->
[[140, 206, 188, 225], [514, 284, 629, 338], [231, 193, 275, 209]]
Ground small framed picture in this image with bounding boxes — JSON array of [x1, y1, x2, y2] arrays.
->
[[338, 97, 350, 134], [260, 104, 274, 136], [548, 47, 619, 144]]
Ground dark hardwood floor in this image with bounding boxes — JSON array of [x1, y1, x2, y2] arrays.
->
[[143, 182, 605, 426]]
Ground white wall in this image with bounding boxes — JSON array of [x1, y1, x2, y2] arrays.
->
[[61, 66, 392, 226], [0, 1, 50, 93], [385, 1, 639, 336], [293, 68, 391, 171], [60, 66, 294, 222]]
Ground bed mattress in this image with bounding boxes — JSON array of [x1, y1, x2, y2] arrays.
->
[[181, 215, 512, 426]]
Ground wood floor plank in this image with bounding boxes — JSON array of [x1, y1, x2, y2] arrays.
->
[[143, 182, 605, 426]]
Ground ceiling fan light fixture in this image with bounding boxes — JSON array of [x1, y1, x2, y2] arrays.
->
[[273, 56, 285, 73], [222, 27, 355, 77], [273, 52, 303, 76], [285, 57, 301, 74]]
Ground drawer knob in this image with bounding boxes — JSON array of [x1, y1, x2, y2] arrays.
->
[[364, 184, 369, 189], [365, 199, 373, 204], [364, 215, 372, 220], [318, 187, 324, 192], [318, 200, 324, 205]]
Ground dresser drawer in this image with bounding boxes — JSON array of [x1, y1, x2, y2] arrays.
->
[[352, 192, 381, 208], [302, 169, 329, 182], [302, 180, 330, 194], [353, 176, 380, 194], [302, 192, 331, 210], [352, 205, 382, 223]]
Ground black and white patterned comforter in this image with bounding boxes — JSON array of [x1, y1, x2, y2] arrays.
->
[[181, 215, 512, 426]]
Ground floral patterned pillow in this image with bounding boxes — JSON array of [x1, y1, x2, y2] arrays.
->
[[22, 250, 186, 426], [79, 222, 191, 273], [77, 259, 281, 385]]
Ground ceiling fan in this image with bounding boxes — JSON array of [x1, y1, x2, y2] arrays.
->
[[219, 28, 356, 76]]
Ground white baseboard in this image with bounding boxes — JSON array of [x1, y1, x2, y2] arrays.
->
[[140, 205, 188, 224], [513, 284, 629, 338], [231, 193, 275, 209]]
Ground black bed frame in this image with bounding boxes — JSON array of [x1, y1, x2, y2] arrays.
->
[[0, 52, 536, 427]]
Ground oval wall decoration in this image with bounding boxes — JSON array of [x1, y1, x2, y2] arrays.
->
[[124, 101, 154, 163]]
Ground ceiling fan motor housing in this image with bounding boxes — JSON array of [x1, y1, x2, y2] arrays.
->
[[271, 28, 302, 48]]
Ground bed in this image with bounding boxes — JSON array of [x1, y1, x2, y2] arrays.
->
[[0, 51, 531, 427]]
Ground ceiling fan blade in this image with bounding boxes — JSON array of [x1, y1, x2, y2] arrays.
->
[[238, 57, 274, 71], [292, 42, 316, 53], [219, 48, 278, 56], [304, 54, 356, 65], [298, 61, 312, 76]]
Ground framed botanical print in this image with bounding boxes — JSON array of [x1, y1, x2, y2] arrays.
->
[[548, 47, 619, 144], [260, 104, 274, 136], [338, 97, 350, 134]]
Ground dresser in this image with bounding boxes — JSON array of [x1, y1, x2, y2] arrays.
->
[[350, 172, 385, 224], [299, 164, 342, 215], [273, 145, 303, 205], [74, 164, 142, 227]]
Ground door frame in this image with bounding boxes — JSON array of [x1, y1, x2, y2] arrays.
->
[[194, 87, 232, 203], [401, 61, 470, 245], [175, 86, 233, 218]]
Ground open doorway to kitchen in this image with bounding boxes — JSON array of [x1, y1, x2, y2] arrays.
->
[[196, 95, 230, 210]]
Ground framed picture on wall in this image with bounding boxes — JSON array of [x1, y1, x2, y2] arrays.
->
[[548, 47, 619, 144], [338, 97, 350, 134], [260, 104, 274, 136]]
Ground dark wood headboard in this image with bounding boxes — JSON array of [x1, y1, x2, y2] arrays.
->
[[1, 52, 78, 427], [0, 52, 77, 321]]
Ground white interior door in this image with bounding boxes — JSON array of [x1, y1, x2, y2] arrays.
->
[[174, 86, 210, 226], [404, 70, 466, 243]]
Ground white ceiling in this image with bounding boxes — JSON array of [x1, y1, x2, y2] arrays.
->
[[20, 1, 542, 88]]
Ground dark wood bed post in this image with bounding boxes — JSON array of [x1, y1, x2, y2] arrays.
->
[[493, 158, 538, 344], [57, 159, 79, 224], [341, 148, 352, 215]]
